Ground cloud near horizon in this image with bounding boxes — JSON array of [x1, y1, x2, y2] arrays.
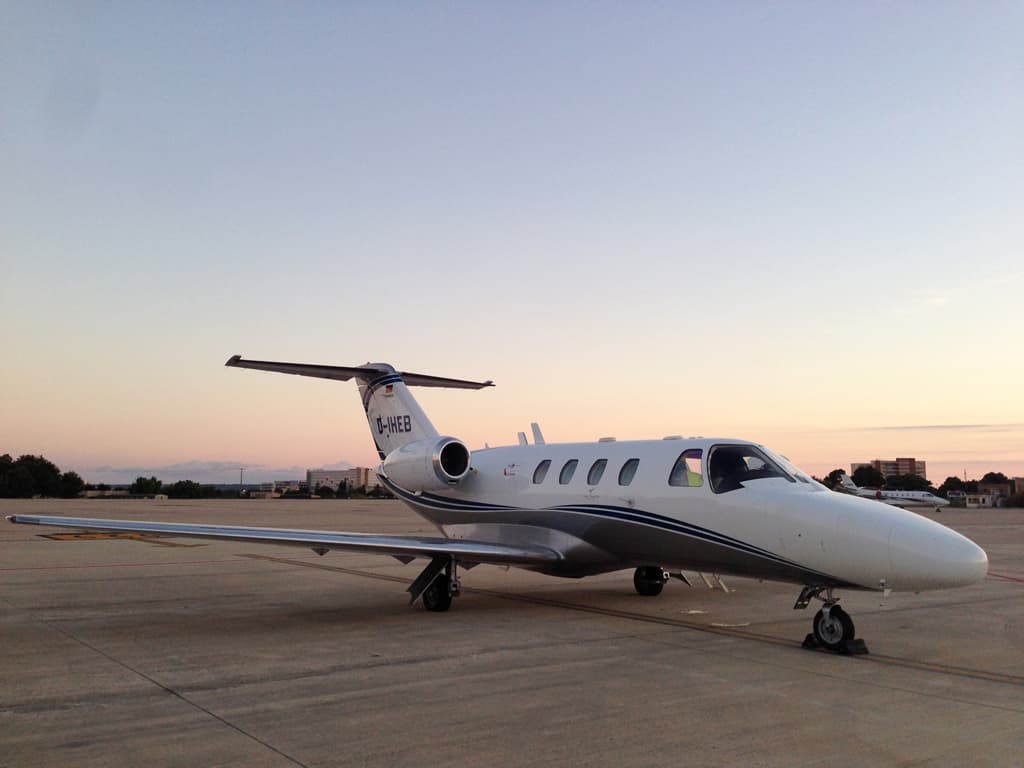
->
[[792, 423, 1024, 434]]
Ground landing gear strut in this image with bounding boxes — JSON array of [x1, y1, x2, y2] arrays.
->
[[409, 556, 461, 612], [633, 566, 668, 596], [794, 586, 868, 654]]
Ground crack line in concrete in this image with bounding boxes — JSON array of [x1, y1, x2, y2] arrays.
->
[[241, 553, 1024, 691], [38, 619, 310, 768]]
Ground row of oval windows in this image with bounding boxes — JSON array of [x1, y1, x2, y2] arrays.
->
[[531, 451, 703, 488]]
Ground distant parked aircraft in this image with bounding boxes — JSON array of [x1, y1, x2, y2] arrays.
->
[[838, 473, 950, 511], [8, 356, 985, 654]]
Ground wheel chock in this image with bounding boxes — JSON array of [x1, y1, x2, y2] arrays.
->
[[801, 633, 870, 655]]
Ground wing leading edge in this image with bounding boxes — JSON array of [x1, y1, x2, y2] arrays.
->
[[5, 515, 561, 566]]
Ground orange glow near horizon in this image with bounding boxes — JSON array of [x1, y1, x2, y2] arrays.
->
[[9, 373, 1021, 485]]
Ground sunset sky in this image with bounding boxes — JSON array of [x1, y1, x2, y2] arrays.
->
[[3, 3, 1022, 486]]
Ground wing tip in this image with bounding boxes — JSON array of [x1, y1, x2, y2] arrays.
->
[[225, 354, 242, 367]]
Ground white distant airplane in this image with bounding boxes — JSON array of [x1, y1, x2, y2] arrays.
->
[[7, 356, 987, 654], [837, 473, 950, 511]]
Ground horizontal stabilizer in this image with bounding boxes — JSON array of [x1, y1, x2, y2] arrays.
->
[[225, 356, 493, 389], [6, 515, 558, 566]]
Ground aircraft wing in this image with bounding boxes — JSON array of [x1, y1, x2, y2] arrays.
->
[[5, 515, 561, 566]]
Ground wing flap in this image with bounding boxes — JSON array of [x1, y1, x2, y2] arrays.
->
[[6, 515, 560, 566]]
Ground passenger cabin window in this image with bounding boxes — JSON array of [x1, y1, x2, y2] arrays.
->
[[533, 460, 551, 484], [708, 445, 792, 493], [559, 459, 579, 485], [618, 458, 640, 486], [587, 459, 607, 486], [668, 449, 703, 487]]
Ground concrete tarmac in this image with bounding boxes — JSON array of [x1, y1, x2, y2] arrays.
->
[[2, 499, 1022, 767]]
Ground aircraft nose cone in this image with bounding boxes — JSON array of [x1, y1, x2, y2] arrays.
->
[[888, 517, 988, 590]]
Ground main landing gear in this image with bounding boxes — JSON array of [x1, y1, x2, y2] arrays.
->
[[409, 556, 461, 612], [633, 566, 669, 596], [794, 586, 868, 655], [632, 566, 732, 595]]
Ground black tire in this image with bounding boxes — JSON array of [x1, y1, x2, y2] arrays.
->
[[633, 566, 665, 597], [422, 577, 453, 612], [812, 605, 855, 651]]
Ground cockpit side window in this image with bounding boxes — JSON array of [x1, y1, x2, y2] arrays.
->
[[708, 445, 792, 493], [668, 449, 703, 487]]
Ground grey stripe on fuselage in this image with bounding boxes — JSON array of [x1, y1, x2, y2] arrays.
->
[[379, 477, 852, 587]]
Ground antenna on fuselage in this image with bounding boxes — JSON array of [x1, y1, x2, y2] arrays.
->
[[530, 422, 546, 445]]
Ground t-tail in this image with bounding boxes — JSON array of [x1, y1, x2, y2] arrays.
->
[[839, 473, 859, 491], [225, 356, 493, 492]]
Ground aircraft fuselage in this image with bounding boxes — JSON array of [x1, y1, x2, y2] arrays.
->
[[381, 437, 987, 594]]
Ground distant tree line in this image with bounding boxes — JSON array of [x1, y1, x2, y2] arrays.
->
[[128, 476, 233, 499], [0, 454, 85, 498], [0, 454, 237, 499]]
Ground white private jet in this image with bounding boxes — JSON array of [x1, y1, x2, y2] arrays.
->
[[837, 473, 950, 511], [7, 357, 987, 654]]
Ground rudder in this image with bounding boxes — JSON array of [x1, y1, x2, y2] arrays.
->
[[356, 366, 439, 459]]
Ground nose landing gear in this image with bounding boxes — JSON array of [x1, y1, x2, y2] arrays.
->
[[795, 586, 869, 655]]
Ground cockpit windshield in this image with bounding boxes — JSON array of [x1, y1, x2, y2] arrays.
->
[[708, 444, 793, 493], [760, 447, 823, 488]]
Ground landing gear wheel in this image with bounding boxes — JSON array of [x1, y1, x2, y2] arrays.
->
[[422, 577, 453, 612], [812, 605, 855, 652], [633, 566, 666, 597]]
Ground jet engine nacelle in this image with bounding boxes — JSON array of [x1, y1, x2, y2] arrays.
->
[[381, 436, 471, 492]]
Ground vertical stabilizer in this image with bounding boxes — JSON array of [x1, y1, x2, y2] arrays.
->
[[356, 366, 440, 459]]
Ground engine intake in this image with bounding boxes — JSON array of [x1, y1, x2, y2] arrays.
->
[[382, 437, 471, 492]]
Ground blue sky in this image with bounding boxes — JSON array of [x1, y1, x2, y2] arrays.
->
[[2, 2, 1022, 484]]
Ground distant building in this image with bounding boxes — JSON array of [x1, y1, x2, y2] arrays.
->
[[851, 458, 927, 481], [1013, 478, 1024, 496], [347, 466, 379, 489], [249, 483, 278, 499], [306, 467, 380, 491], [307, 470, 348, 491], [965, 493, 996, 509], [978, 480, 1012, 499]]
